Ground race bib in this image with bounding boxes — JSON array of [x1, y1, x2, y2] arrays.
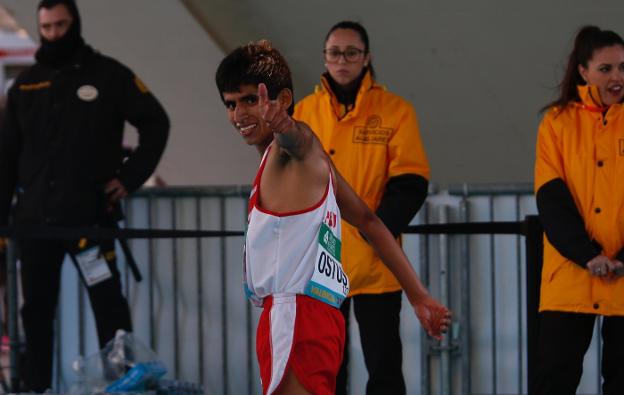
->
[[75, 247, 112, 287], [304, 222, 349, 307]]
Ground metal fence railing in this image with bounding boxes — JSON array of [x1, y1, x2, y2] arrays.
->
[[0, 183, 607, 394]]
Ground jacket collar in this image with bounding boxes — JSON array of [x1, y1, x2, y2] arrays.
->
[[573, 85, 624, 123], [576, 85, 606, 112], [38, 44, 94, 72], [318, 70, 378, 119]]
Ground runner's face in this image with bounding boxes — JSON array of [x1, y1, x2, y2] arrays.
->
[[324, 28, 370, 86], [223, 85, 272, 147], [579, 44, 624, 106], [38, 4, 73, 42]]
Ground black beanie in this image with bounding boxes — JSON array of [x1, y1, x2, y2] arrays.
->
[[35, 0, 85, 68]]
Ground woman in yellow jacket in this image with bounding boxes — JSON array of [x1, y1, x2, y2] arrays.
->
[[534, 25, 624, 395], [294, 21, 430, 395]]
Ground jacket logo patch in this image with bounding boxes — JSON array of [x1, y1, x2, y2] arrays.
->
[[134, 77, 150, 94], [77, 85, 98, 101], [352, 115, 392, 145], [620, 140, 624, 156], [19, 81, 51, 91]]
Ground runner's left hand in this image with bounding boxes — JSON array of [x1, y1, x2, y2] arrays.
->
[[413, 296, 452, 340]]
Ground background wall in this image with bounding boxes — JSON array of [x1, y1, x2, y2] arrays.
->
[[3, 0, 624, 186], [184, 0, 624, 185]]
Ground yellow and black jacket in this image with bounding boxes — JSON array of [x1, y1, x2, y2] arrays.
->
[[535, 85, 624, 315], [294, 71, 429, 295]]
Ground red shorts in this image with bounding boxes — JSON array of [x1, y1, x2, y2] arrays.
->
[[256, 294, 345, 395]]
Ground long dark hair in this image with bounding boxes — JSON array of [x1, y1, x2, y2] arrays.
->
[[543, 25, 624, 111], [324, 21, 376, 79]]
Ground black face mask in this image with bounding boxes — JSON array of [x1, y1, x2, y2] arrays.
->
[[35, 1, 85, 68]]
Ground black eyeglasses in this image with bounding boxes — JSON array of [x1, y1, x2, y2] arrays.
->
[[323, 48, 365, 63]]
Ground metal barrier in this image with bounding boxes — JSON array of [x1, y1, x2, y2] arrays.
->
[[398, 183, 540, 395], [0, 184, 606, 394]]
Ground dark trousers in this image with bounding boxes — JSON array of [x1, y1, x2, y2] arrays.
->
[[533, 311, 624, 395], [19, 238, 132, 392], [336, 291, 405, 395]]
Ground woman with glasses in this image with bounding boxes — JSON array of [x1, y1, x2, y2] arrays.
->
[[294, 21, 431, 395]]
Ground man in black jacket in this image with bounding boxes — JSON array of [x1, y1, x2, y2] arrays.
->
[[0, 0, 169, 391]]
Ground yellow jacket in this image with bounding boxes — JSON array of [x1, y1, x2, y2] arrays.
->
[[294, 71, 429, 295], [535, 85, 624, 315]]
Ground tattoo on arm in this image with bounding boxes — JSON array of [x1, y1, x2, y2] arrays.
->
[[275, 122, 311, 160]]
